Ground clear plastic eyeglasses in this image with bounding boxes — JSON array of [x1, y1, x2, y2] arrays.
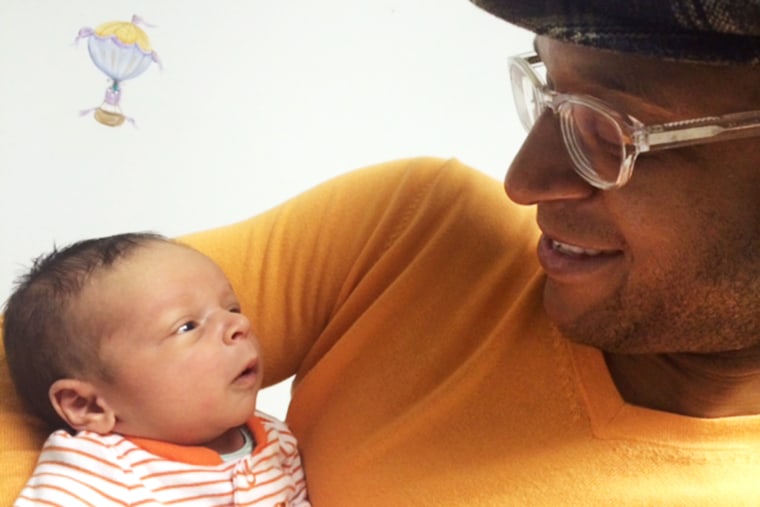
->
[[508, 52, 760, 190]]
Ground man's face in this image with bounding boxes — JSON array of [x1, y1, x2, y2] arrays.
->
[[505, 36, 760, 354]]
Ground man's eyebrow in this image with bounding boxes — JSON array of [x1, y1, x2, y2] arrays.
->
[[590, 69, 651, 97], [588, 68, 680, 111], [536, 42, 674, 107]]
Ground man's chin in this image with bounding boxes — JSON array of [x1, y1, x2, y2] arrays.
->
[[542, 283, 644, 353], [544, 302, 641, 353]]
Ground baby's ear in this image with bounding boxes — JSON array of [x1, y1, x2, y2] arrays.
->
[[49, 379, 116, 434]]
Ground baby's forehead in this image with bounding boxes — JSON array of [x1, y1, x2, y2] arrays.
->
[[75, 243, 236, 336], [111, 240, 218, 273], [85, 241, 234, 303]]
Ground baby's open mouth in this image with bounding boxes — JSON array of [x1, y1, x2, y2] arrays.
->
[[234, 360, 258, 384], [238, 366, 255, 378]]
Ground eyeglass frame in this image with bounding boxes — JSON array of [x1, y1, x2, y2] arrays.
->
[[508, 52, 760, 190]]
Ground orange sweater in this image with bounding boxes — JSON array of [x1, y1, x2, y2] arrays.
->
[[3, 158, 760, 505]]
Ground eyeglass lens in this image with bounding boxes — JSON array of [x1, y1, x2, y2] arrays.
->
[[561, 103, 626, 184], [510, 60, 627, 187]]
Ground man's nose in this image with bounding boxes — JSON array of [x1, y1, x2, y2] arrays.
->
[[505, 112, 595, 205]]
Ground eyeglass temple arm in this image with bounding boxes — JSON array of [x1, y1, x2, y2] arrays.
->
[[638, 111, 760, 152]]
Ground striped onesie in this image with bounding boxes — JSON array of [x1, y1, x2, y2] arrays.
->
[[14, 411, 309, 506]]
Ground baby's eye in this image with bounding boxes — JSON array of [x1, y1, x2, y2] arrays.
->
[[229, 307, 241, 314], [177, 321, 198, 334]]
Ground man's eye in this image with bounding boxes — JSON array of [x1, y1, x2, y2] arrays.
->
[[177, 321, 197, 334]]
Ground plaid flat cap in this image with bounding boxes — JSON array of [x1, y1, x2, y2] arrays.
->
[[471, 0, 760, 65]]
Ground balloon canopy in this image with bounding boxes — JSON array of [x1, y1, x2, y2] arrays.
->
[[77, 15, 160, 127]]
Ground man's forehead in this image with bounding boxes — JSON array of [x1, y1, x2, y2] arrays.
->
[[535, 36, 758, 113]]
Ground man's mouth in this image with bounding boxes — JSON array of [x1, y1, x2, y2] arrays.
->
[[537, 234, 623, 282], [550, 239, 606, 257]]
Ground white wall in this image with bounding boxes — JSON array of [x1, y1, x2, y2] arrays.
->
[[0, 0, 533, 420]]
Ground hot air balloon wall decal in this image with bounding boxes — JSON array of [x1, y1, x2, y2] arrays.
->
[[76, 15, 161, 127]]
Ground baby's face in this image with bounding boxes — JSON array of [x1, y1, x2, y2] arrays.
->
[[77, 241, 261, 447]]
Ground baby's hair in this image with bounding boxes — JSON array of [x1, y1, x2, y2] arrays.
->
[[2, 232, 169, 431]]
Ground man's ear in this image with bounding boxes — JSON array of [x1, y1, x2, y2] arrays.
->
[[49, 379, 116, 434]]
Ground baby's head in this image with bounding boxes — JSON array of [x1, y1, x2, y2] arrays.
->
[[3, 233, 261, 448]]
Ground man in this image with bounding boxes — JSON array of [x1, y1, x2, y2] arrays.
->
[[2, 1, 760, 505]]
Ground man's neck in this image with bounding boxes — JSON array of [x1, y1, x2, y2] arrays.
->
[[604, 347, 760, 418]]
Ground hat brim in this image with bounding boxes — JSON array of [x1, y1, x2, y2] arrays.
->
[[471, 0, 760, 65]]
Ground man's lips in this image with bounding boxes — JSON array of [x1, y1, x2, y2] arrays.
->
[[548, 237, 617, 257], [537, 234, 623, 282], [536, 211, 623, 257]]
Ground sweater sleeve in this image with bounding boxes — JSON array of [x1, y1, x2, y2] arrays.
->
[[14, 431, 130, 507], [179, 157, 509, 388]]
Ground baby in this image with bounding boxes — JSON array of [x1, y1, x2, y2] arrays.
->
[[3, 232, 309, 506]]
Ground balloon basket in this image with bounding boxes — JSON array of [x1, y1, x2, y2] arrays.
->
[[94, 107, 126, 127]]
